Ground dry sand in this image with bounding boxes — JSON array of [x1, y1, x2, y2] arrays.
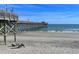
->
[[0, 31, 79, 54]]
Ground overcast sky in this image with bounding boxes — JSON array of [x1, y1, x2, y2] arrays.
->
[[0, 4, 79, 24]]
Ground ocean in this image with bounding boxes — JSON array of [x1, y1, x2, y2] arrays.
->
[[46, 24, 79, 32], [17, 24, 79, 32]]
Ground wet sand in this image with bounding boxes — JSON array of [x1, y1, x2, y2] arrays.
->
[[0, 32, 79, 54]]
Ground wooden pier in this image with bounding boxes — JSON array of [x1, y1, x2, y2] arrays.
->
[[17, 21, 48, 31], [0, 10, 18, 45]]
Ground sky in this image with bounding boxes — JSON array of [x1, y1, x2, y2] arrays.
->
[[0, 4, 79, 24]]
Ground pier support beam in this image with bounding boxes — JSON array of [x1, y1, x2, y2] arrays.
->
[[4, 21, 6, 45], [13, 21, 17, 42], [4, 34, 6, 45], [0, 21, 17, 45]]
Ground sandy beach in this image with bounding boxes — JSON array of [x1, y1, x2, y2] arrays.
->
[[0, 31, 79, 54]]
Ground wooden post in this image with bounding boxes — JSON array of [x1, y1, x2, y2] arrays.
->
[[3, 7, 7, 45], [4, 20, 6, 45], [14, 21, 16, 42]]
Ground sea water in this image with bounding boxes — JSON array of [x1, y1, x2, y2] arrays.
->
[[17, 24, 79, 32], [46, 24, 79, 32]]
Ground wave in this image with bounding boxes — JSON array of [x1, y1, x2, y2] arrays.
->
[[47, 29, 79, 32]]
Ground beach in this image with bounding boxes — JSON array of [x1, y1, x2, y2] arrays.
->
[[0, 32, 79, 54]]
